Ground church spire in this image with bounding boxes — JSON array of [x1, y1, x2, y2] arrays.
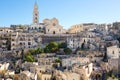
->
[[33, 1, 39, 24]]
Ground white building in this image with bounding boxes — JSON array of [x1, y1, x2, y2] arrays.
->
[[0, 62, 9, 72], [107, 45, 120, 59]]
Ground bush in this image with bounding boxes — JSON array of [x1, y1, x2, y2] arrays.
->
[[44, 42, 59, 53], [58, 42, 67, 48], [25, 54, 36, 62], [64, 48, 72, 54], [27, 48, 44, 55], [55, 58, 61, 63]]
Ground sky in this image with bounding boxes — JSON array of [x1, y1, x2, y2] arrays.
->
[[0, 0, 120, 29]]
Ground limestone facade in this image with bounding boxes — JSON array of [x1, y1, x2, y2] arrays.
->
[[68, 24, 84, 33], [11, 32, 42, 50], [43, 18, 66, 34], [107, 45, 120, 59]]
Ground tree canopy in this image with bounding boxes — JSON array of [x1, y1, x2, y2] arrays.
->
[[58, 42, 67, 48], [64, 48, 72, 54], [24, 54, 36, 62], [44, 42, 59, 53]]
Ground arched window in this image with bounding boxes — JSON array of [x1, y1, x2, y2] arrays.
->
[[19, 43, 22, 45]]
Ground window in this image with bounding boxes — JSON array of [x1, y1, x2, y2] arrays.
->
[[35, 14, 37, 16], [53, 23, 56, 26], [35, 17, 37, 20], [19, 43, 22, 45], [59, 29, 61, 32], [28, 38, 31, 41], [112, 51, 114, 54], [28, 42, 31, 45], [12, 39, 14, 41], [12, 43, 15, 46]]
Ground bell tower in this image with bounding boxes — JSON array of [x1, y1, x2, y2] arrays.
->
[[33, 2, 39, 24]]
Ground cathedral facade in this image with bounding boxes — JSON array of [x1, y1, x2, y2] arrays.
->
[[43, 18, 66, 34]]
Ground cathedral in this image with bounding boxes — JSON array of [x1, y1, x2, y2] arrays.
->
[[28, 2, 66, 34]]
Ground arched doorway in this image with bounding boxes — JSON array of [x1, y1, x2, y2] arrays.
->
[[53, 31, 55, 34]]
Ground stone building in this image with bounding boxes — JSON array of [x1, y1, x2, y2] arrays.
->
[[11, 32, 42, 50], [72, 63, 93, 80], [113, 22, 120, 30], [83, 23, 97, 31], [0, 33, 11, 51], [108, 58, 120, 75], [67, 31, 100, 50], [107, 45, 120, 59], [43, 18, 66, 34], [55, 63, 93, 80], [55, 70, 81, 80], [68, 24, 84, 34], [41, 34, 69, 44], [0, 27, 13, 34], [62, 57, 90, 67]]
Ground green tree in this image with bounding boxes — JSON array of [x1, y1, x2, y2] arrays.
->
[[28, 48, 44, 55], [64, 48, 72, 54], [35, 47, 44, 54], [55, 58, 61, 63], [58, 42, 67, 48], [28, 49, 35, 55], [44, 42, 59, 53], [25, 54, 36, 62]]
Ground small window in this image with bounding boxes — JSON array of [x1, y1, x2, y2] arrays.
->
[[35, 14, 37, 16], [35, 17, 37, 20], [12, 43, 15, 46], [53, 23, 56, 26], [19, 43, 22, 45], [113, 51, 114, 54], [12, 39, 14, 41], [28, 42, 31, 45], [59, 29, 61, 32]]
